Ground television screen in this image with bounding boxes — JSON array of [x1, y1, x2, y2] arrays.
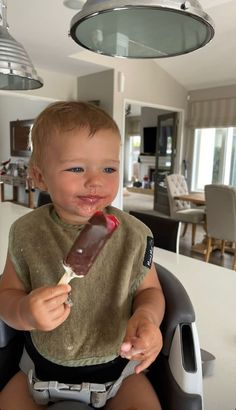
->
[[143, 127, 157, 154]]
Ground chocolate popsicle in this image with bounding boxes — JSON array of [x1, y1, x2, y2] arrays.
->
[[59, 211, 119, 284]]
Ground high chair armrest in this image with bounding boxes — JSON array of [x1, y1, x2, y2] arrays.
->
[[155, 263, 195, 356]]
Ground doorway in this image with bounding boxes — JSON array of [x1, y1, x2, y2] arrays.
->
[[124, 101, 182, 214]]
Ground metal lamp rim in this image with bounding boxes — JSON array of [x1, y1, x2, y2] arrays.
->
[[71, 0, 215, 31], [70, 1, 215, 59]]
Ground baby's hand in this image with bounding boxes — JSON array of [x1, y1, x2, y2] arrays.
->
[[120, 310, 163, 374], [18, 285, 71, 331]]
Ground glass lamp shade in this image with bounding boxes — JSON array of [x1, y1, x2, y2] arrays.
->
[[70, 0, 215, 58]]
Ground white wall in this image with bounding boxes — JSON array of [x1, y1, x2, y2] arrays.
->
[[188, 84, 236, 102], [77, 70, 114, 116], [20, 69, 78, 101]]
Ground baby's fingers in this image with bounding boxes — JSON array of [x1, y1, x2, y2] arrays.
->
[[120, 336, 146, 359], [35, 300, 71, 331], [40, 284, 71, 302], [46, 292, 71, 311], [135, 354, 156, 374], [46, 302, 71, 330]]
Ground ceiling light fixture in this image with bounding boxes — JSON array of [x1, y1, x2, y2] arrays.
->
[[0, 0, 43, 90], [70, 0, 215, 59]]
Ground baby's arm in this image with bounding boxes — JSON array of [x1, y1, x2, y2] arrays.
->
[[0, 253, 71, 331], [120, 263, 165, 374]]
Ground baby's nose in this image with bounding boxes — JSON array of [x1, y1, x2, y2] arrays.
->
[[84, 171, 103, 187]]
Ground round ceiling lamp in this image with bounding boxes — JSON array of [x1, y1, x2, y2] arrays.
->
[[69, 0, 215, 59], [0, 0, 43, 90]]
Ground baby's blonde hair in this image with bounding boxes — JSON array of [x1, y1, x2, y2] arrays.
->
[[29, 101, 120, 168]]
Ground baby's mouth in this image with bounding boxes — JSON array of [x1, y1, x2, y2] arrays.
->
[[78, 195, 104, 204]]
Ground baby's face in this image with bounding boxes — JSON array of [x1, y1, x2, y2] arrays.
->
[[38, 127, 120, 224]]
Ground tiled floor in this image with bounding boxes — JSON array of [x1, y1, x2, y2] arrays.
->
[[123, 190, 235, 270]]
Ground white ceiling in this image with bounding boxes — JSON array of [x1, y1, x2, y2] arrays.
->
[[7, 0, 236, 91], [157, 0, 236, 90]]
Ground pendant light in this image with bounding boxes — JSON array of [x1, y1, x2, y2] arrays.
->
[[69, 0, 215, 58], [0, 0, 43, 90]]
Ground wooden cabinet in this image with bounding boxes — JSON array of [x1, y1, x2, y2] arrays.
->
[[0, 175, 35, 208]]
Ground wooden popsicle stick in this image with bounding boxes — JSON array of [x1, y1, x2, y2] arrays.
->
[[58, 264, 84, 284]]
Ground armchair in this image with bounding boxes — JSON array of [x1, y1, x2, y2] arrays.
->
[[165, 174, 205, 245]]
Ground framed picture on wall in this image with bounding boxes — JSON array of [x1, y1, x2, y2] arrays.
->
[[10, 119, 34, 157]]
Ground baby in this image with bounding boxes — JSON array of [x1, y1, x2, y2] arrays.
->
[[0, 101, 165, 410]]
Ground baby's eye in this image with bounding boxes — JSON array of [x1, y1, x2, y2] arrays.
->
[[66, 167, 84, 173], [104, 167, 116, 174]]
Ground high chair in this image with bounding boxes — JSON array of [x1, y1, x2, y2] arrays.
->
[[0, 264, 204, 410]]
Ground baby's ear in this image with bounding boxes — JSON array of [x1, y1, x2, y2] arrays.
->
[[30, 165, 48, 191]]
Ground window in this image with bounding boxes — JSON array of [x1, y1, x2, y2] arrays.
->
[[192, 127, 236, 191]]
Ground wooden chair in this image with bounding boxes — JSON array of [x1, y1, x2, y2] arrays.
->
[[204, 184, 236, 270]]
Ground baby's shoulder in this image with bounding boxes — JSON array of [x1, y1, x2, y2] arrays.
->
[[11, 204, 52, 231]]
